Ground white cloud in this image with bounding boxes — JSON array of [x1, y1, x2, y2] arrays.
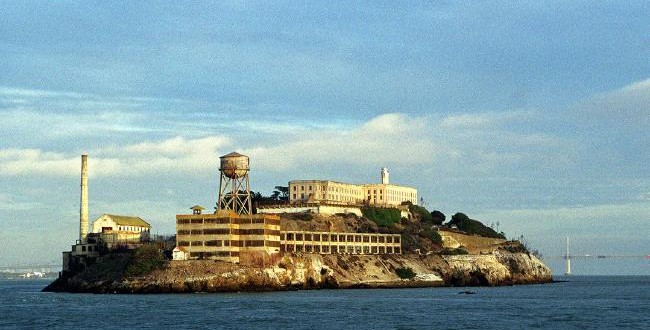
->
[[474, 201, 650, 257], [0, 136, 231, 177], [438, 110, 533, 130], [0, 193, 40, 211], [0, 148, 77, 176], [575, 77, 650, 130], [0, 110, 573, 189], [243, 113, 442, 172], [0, 86, 86, 99]]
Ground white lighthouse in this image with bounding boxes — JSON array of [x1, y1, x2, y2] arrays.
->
[[381, 167, 390, 184]]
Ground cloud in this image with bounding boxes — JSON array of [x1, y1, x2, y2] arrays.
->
[[574, 77, 650, 131], [474, 201, 650, 257], [0, 86, 86, 99], [0, 136, 231, 177], [438, 111, 532, 130], [243, 113, 441, 173], [240, 111, 570, 184], [0, 109, 575, 197], [0, 193, 40, 211]]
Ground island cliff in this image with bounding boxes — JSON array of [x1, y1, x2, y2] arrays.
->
[[44, 251, 550, 293], [44, 213, 552, 293]]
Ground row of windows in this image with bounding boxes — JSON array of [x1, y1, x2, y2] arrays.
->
[[77, 245, 96, 253], [293, 184, 360, 194], [282, 233, 400, 244], [178, 240, 281, 248], [282, 244, 401, 254], [177, 218, 280, 226], [189, 251, 238, 258], [292, 193, 363, 202], [291, 183, 415, 196], [117, 225, 148, 232], [178, 229, 281, 236]]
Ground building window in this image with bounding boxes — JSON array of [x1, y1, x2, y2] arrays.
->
[[293, 194, 296, 199], [309, 186, 312, 191], [301, 186, 304, 191], [293, 186, 296, 191]]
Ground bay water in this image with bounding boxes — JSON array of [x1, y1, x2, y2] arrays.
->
[[1, 276, 649, 329]]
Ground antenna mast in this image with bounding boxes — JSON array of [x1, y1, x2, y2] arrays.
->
[[565, 236, 572, 275]]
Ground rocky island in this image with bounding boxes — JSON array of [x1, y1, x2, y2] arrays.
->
[[44, 153, 551, 293], [44, 212, 552, 293]]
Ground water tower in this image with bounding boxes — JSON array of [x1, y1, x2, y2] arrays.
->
[[217, 152, 252, 215]]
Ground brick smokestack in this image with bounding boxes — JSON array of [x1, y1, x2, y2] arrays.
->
[[79, 154, 89, 242]]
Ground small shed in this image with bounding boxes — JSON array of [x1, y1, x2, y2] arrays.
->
[[172, 246, 189, 261], [190, 205, 205, 215]]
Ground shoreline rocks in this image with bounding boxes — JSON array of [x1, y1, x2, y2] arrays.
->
[[43, 251, 552, 293]]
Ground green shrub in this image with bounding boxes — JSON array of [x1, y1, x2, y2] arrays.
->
[[395, 267, 416, 279], [409, 204, 433, 223], [440, 247, 469, 255], [124, 244, 166, 277], [420, 228, 443, 245], [361, 207, 401, 227]]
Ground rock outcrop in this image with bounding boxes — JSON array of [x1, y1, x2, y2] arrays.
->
[[43, 251, 551, 293]]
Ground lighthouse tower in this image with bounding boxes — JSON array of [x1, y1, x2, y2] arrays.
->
[[381, 167, 390, 184]]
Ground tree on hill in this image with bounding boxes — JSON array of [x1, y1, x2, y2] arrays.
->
[[431, 210, 445, 225], [449, 212, 469, 225], [272, 186, 289, 201], [448, 212, 505, 239]]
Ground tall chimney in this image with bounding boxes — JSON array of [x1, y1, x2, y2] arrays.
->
[[79, 154, 89, 242]]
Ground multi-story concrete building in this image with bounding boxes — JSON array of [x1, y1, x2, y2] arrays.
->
[[176, 209, 281, 263], [289, 168, 418, 206], [288, 180, 365, 205], [176, 208, 403, 262], [281, 231, 402, 254], [175, 154, 406, 264]]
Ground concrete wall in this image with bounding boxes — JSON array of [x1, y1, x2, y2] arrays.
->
[[257, 204, 363, 217]]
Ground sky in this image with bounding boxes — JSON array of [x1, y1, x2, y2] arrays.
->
[[1, 1, 649, 274]]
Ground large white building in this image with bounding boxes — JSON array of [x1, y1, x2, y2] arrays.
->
[[288, 168, 418, 206], [91, 214, 151, 243]]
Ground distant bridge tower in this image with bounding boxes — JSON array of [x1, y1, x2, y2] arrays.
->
[[217, 152, 252, 215], [381, 167, 390, 184], [565, 236, 572, 276]]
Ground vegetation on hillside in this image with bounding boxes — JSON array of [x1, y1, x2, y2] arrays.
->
[[395, 267, 416, 279], [430, 210, 445, 225], [419, 227, 442, 245], [408, 204, 433, 223], [361, 207, 402, 227], [447, 213, 506, 239], [124, 244, 166, 277], [440, 247, 469, 255]]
